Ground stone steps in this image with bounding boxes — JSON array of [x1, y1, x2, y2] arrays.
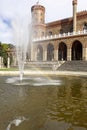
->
[[58, 61, 87, 71], [13, 61, 87, 72], [24, 61, 64, 70], [24, 61, 56, 70]]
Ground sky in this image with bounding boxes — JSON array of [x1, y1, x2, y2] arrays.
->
[[0, 0, 87, 44]]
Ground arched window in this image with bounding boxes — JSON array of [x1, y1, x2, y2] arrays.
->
[[47, 43, 54, 61], [58, 42, 67, 61], [34, 31, 38, 38], [72, 41, 82, 60], [83, 23, 87, 30], [49, 31, 52, 36], [40, 18, 42, 22], [60, 29, 63, 34], [41, 32, 44, 36], [37, 45, 43, 61], [70, 25, 73, 32], [41, 13, 43, 16]]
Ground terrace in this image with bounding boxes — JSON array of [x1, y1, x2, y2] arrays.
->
[[33, 30, 87, 42]]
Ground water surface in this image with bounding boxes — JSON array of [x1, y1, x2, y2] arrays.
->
[[0, 76, 87, 130]]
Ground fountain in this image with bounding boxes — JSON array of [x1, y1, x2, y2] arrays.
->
[[11, 16, 62, 86], [12, 15, 30, 81], [1, 18, 87, 129], [0, 2, 87, 130]]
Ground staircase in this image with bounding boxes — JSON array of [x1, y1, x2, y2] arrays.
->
[[24, 61, 57, 70], [58, 61, 87, 72]]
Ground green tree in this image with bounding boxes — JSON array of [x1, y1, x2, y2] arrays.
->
[[8, 44, 15, 65], [0, 42, 3, 57], [0, 42, 15, 67], [2, 44, 9, 67]]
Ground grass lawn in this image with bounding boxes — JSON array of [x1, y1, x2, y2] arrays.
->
[[0, 68, 18, 71], [0, 67, 52, 71]]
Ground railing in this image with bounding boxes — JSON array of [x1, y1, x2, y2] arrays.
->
[[33, 30, 87, 42]]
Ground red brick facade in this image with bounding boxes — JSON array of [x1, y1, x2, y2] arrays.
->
[[30, 1, 87, 61]]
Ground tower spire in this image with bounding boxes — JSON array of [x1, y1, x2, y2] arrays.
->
[[36, 0, 39, 5], [72, 0, 77, 5]]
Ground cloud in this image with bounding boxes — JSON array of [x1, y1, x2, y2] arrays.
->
[[0, 0, 87, 43], [0, 0, 31, 44], [1, 16, 12, 28], [0, 16, 13, 43]]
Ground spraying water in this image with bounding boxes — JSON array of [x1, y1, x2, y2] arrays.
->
[[12, 15, 30, 81]]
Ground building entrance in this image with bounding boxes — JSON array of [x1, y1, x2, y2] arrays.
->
[[72, 41, 82, 60]]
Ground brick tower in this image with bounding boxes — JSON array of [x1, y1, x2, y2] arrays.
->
[[31, 1, 45, 38]]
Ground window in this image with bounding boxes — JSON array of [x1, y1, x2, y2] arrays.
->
[[41, 13, 43, 16], [49, 31, 52, 36], [42, 32, 44, 36], [40, 18, 43, 22], [34, 31, 38, 37], [83, 23, 87, 30], [60, 29, 63, 34]]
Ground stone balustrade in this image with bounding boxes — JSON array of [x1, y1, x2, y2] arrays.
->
[[33, 30, 87, 42]]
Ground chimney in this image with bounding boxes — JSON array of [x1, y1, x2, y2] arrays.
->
[[72, 0, 77, 32]]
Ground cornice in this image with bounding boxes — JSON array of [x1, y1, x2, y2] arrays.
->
[[31, 5, 45, 12], [46, 11, 87, 28]]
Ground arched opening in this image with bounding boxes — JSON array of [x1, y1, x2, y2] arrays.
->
[[37, 45, 43, 61], [83, 22, 87, 30], [72, 41, 82, 60], [47, 43, 54, 61], [49, 31, 52, 36], [58, 42, 67, 60]]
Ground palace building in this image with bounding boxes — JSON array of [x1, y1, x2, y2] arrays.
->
[[30, 0, 87, 62]]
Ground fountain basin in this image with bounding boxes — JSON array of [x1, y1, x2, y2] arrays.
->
[[0, 70, 87, 76], [0, 75, 87, 130]]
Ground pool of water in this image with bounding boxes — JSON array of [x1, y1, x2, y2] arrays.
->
[[0, 75, 87, 130]]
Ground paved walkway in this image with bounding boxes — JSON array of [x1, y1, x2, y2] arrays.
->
[[0, 70, 87, 77]]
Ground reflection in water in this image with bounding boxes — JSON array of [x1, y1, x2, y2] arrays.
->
[[6, 76, 61, 86], [0, 76, 87, 130], [6, 116, 27, 130], [45, 77, 87, 130]]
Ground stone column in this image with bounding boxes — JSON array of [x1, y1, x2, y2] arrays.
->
[[72, 0, 77, 32], [0, 57, 2, 68], [43, 45, 47, 61], [54, 44, 58, 61], [31, 43, 37, 61], [1, 57, 3, 68], [0, 57, 3, 68], [83, 46, 87, 60], [35, 51, 37, 61], [7, 57, 10, 68], [67, 45, 72, 61], [31, 45, 37, 61], [13, 55, 17, 66], [31, 44, 34, 61]]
